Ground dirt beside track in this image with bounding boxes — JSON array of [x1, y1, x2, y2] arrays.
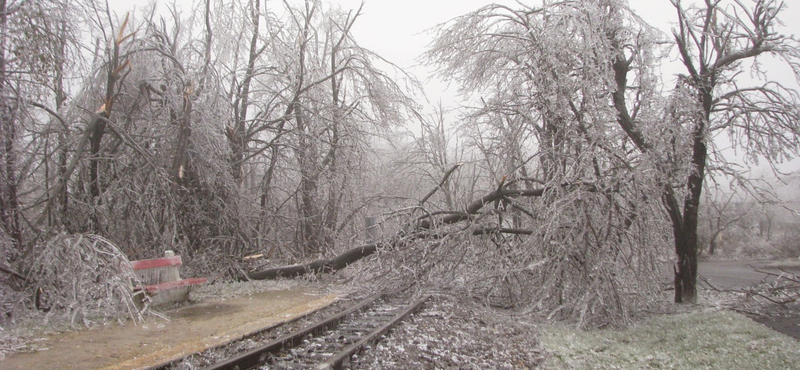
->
[[1, 288, 337, 370]]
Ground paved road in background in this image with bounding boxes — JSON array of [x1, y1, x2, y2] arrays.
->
[[658, 259, 800, 340], [697, 260, 800, 290], [698, 260, 797, 290], [699, 260, 800, 340]]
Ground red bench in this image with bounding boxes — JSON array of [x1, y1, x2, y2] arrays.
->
[[131, 251, 207, 307]]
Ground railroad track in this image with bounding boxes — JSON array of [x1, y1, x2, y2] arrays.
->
[[192, 293, 429, 370]]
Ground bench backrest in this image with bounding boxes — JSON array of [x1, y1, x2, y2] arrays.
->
[[131, 255, 182, 285]]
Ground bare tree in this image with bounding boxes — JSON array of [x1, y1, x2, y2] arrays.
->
[[612, 0, 800, 302], [701, 190, 752, 255], [424, 0, 800, 306], [89, 11, 134, 207], [0, 0, 82, 272], [225, 0, 270, 185], [256, 1, 415, 257], [406, 104, 471, 211]]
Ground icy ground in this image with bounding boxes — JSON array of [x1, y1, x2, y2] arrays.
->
[[353, 297, 545, 369]]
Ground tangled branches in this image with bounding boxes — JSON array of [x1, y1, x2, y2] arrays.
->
[[27, 233, 142, 326], [344, 176, 670, 328], [248, 163, 671, 327], [745, 267, 800, 306]]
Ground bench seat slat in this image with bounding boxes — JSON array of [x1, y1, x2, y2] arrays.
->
[[137, 277, 207, 293]]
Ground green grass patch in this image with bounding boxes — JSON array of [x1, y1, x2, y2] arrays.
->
[[541, 309, 800, 369]]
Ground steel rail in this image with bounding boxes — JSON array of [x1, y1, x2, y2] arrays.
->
[[199, 294, 382, 370], [316, 294, 431, 370]]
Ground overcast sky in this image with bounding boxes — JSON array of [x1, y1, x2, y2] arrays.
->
[[331, 0, 799, 103]]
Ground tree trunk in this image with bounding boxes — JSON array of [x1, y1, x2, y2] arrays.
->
[[89, 117, 107, 200], [245, 243, 378, 280], [297, 122, 325, 255], [662, 170, 701, 304], [612, 50, 706, 304], [673, 226, 698, 303], [323, 50, 342, 236], [88, 40, 123, 228], [170, 87, 192, 189], [0, 101, 21, 253], [55, 21, 69, 226], [228, 0, 262, 184], [708, 229, 719, 255], [672, 79, 711, 303], [0, 0, 22, 254]]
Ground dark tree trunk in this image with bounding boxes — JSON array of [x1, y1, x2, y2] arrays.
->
[[88, 36, 124, 229], [672, 84, 711, 303], [323, 74, 341, 234], [227, 0, 262, 184], [47, 20, 69, 227], [708, 230, 718, 255], [672, 226, 698, 303], [612, 49, 707, 304], [659, 137, 704, 304], [171, 88, 192, 189], [88, 117, 107, 200], [245, 243, 378, 280], [0, 0, 22, 254], [0, 95, 21, 253], [87, 116, 106, 231]]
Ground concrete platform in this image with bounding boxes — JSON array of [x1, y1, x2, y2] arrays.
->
[[1, 288, 338, 370]]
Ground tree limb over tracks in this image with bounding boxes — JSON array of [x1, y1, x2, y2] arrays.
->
[[243, 179, 602, 280]]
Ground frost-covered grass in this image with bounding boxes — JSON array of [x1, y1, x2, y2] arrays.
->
[[541, 309, 800, 370]]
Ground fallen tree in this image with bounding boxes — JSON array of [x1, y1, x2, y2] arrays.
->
[[245, 243, 379, 280], [244, 226, 540, 280], [243, 179, 601, 280], [243, 162, 668, 327]]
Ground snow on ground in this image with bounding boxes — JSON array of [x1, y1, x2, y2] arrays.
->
[[353, 296, 545, 369], [352, 289, 800, 370], [4, 277, 800, 369]]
